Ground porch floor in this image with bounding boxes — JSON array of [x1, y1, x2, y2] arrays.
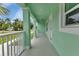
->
[[21, 33, 59, 56]]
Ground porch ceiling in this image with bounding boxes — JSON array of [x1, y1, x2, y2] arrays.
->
[[27, 3, 52, 24]]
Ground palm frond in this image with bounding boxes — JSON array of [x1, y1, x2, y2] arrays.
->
[[0, 4, 9, 15]]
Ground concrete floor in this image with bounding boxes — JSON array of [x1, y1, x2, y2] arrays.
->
[[21, 33, 59, 56]]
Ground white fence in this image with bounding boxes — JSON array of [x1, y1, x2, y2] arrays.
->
[[0, 31, 24, 56]]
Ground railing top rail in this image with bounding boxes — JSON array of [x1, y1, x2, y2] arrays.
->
[[0, 31, 24, 37]]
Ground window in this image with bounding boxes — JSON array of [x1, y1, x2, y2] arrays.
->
[[62, 3, 79, 27], [60, 3, 79, 35]]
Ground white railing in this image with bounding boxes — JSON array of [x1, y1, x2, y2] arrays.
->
[[0, 31, 24, 56]]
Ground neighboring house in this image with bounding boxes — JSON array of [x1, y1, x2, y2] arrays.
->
[[6, 27, 13, 31]]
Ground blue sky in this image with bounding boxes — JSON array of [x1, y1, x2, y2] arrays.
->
[[0, 3, 23, 21]]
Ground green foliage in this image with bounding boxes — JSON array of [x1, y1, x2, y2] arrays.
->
[[12, 19, 23, 31], [0, 18, 23, 31], [0, 34, 17, 44], [0, 4, 9, 15], [2, 23, 10, 30]]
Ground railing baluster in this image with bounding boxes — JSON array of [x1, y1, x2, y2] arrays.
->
[[20, 33, 22, 54], [17, 33, 20, 56], [1, 37, 4, 56], [6, 35, 9, 56], [10, 35, 12, 56], [18, 33, 24, 56], [18, 35, 20, 55], [21, 33, 24, 50], [0, 31, 24, 56], [20, 33, 22, 55], [13, 34, 16, 56], [20, 33, 23, 53], [16, 34, 19, 55]]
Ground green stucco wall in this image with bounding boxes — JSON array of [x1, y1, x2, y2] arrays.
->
[[49, 3, 79, 56], [37, 22, 46, 33]]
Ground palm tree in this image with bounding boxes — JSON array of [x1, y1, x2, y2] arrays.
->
[[0, 4, 9, 30], [0, 4, 9, 15], [13, 19, 23, 31], [5, 18, 11, 24]]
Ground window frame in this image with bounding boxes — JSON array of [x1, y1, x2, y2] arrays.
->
[[61, 3, 79, 28], [59, 3, 79, 35]]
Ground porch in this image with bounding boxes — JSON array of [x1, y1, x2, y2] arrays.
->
[[0, 31, 59, 56], [21, 33, 59, 56]]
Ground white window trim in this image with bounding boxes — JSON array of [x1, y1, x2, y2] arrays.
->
[[59, 3, 79, 35]]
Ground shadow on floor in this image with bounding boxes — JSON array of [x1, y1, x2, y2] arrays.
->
[[21, 33, 59, 56]]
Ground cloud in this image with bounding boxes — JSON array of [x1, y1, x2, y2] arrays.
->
[[2, 3, 12, 7], [69, 13, 79, 20], [12, 9, 23, 21]]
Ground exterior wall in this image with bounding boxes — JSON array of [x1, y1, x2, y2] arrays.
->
[[37, 22, 46, 33], [47, 3, 79, 56]]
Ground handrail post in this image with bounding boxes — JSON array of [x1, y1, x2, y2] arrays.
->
[[1, 37, 4, 56], [6, 35, 9, 56]]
